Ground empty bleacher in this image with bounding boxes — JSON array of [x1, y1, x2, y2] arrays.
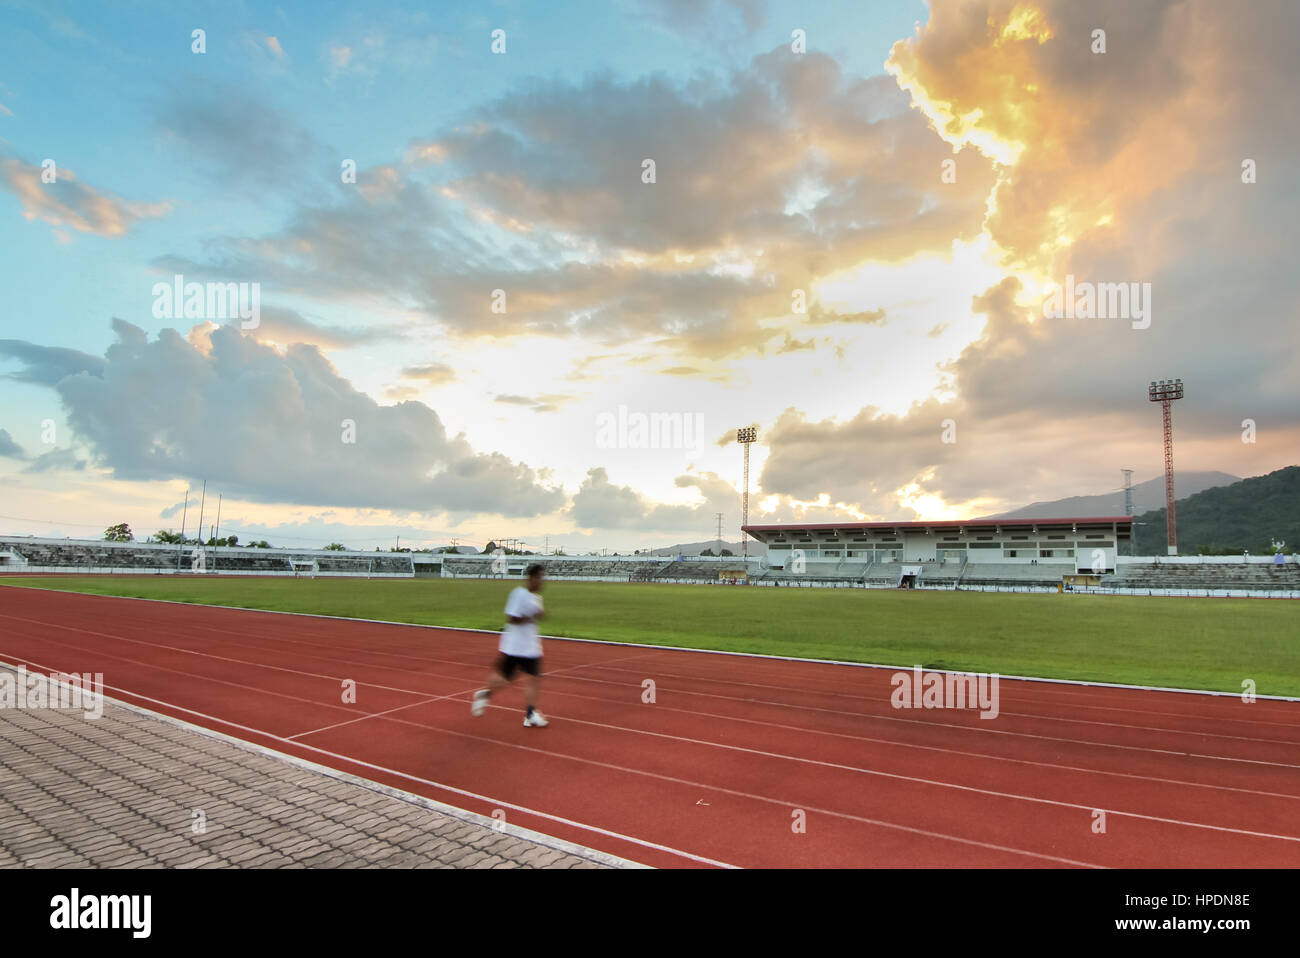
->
[[440, 556, 663, 580], [0, 537, 415, 577], [958, 563, 1073, 588], [1104, 561, 1300, 592]]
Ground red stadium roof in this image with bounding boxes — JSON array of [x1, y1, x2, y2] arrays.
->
[[743, 517, 1132, 535]]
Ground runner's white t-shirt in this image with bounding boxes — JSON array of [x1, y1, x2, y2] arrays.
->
[[499, 586, 543, 658]]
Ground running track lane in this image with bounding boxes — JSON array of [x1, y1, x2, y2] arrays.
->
[[1, 588, 1298, 868]]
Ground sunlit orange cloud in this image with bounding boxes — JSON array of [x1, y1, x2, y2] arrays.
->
[[0, 156, 171, 237], [885, 0, 1208, 278]]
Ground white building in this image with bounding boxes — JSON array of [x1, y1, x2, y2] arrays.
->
[[744, 516, 1132, 574]]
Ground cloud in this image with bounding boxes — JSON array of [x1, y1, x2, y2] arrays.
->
[[0, 429, 26, 459], [22, 448, 86, 473], [493, 393, 574, 413], [240, 307, 406, 349], [156, 83, 323, 194], [568, 466, 736, 531], [6, 321, 565, 516], [400, 364, 457, 386], [775, 333, 815, 353], [0, 152, 170, 237], [0, 339, 105, 384], [736, 0, 1300, 518], [168, 49, 993, 361], [635, 0, 765, 37]]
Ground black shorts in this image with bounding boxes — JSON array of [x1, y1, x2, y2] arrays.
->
[[496, 653, 542, 679]]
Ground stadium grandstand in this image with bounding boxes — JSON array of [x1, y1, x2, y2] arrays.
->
[[744, 517, 1132, 587], [0, 536, 416, 577], [741, 517, 1300, 597], [2, 523, 1297, 597]]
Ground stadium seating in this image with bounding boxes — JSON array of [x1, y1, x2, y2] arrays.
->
[[958, 563, 1073, 588], [5, 534, 1294, 595], [1103, 561, 1300, 592], [0, 537, 415, 577]]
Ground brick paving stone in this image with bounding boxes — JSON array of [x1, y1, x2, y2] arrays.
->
[[1, 662, 614, 870]]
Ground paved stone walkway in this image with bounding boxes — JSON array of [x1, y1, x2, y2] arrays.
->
[[0, 666, 614, 869]]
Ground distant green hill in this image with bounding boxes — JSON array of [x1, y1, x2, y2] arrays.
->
[[1133, 465, 1299, 554]]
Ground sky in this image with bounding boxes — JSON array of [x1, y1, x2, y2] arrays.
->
[[0, 0, 1296, 553]]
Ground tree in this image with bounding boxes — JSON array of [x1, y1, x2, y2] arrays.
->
[[700, 548, 715, 557], [249, 540, 271, 549], [323, 543, 346, 551], [104, 523, 133, 542], [155, 529, 183, 544], [720, 549, 734, 556]]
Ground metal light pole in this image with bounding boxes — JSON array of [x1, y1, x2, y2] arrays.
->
[[177, 487, 189, 571], [1120, 469, 1134, 555], [195, 480, 207, 572], [736, 426, 758, 559], [213, 493, 222, 573], [1148, 379, 1183, 555]]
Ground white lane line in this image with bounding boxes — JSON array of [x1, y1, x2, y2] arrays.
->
[[9, 608, 1295, 761], [9, 584, 1297, 702], [514, 684, 1300, 803], [0, 653, 735, 869], [285, 653, 651, 741], [0, 646, 1100, 866], [471, 702, 1300, 846]]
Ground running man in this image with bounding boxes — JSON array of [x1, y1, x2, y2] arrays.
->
[[471, 563, 549, 727]]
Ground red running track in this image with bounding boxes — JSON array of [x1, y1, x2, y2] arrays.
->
[[1, 587, 1298, 868]]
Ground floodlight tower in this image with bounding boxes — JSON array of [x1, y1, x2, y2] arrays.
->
[[736, 426, 758, 558], [1148, 379, 1184, 555]]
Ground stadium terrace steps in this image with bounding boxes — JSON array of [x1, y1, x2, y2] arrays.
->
[[1104, 561, 1300, 591]]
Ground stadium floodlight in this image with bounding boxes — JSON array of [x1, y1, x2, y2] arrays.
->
[[736, 427, 758, 559], [1148, 379, 1184, 555], [1147, 379, 1184, 402]]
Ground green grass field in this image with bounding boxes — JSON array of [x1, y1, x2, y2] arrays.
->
[[2, 575, 1297, 696]]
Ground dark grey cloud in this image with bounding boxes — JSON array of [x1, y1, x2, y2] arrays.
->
[[0, 428, 25, 459], [22, 448, 86, 473], [5, 321, 564, 516], [0, 339, 105, 384]]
